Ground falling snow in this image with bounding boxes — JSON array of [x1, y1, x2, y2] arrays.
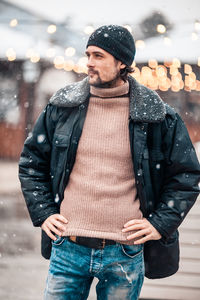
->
[[167, 200, 174, 208], [37, 134, 46, 143]]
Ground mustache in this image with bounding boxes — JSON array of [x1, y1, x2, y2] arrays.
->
[[88, 68, 99, 75]]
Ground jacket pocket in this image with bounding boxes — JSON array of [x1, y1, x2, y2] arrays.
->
[[144, 230, 179, 279], [52, 134, 70, 170]]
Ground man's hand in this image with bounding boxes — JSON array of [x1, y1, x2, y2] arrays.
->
[[122, 218, 162, 244], [41, 214, 68, 241]]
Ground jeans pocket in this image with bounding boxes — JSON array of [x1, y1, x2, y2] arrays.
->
[[120, 244, 143, 259], [51, 235, 66, 246]]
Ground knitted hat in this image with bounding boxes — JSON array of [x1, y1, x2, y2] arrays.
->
[[86, 25, 136, 66]]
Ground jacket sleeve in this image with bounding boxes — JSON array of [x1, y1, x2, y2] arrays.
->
[[18, 104, 59, 227], [148, 111, 200, 239]]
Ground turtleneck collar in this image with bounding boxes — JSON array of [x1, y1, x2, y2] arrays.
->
[[90, 81, 129, 98]]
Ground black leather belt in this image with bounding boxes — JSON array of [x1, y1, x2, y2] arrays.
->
[[68, 236, 116, 249]]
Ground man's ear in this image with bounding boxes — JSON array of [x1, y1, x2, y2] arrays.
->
[[119, 62, 126, 69]]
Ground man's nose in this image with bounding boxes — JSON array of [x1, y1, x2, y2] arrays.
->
[[87, 57, 95, 68]]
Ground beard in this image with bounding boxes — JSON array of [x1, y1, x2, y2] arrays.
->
[[88, 69, 121, 88]]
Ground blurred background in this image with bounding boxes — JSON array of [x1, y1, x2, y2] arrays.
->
[[0, 0, 199, 299]]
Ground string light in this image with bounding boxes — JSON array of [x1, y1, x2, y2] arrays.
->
[[131, 61, 136, 68], [184, 64, 192, 74], [84, 26, 94, 35], [191, 32, 198, 40], [172, 58, 181, 68], [10, 19, 18, 27], [47, 24, 57, 34], [65, 47, 76, 57], [194, 21, 200, 31], [164, 61, 172, 68], [156, 24, 166, 34], [6, 48, 16, 61], [156, 65, 167, 77], [64, 60, 75, 72], [135, 40, 145, 49], [30, 53, 40, 63], [148, 59, 158, 68], [54, 56, 64, 69], [3, 20, 200, 92]]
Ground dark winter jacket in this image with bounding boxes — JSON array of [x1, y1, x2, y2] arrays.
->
[[18, 76, 200, 279]]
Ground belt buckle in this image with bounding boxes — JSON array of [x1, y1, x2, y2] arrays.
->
[[101, 238, 106, 249]]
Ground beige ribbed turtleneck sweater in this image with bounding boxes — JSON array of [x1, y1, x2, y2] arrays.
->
[[60, 81, 142, 244]]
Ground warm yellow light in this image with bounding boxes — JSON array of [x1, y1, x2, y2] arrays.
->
[[172, 58, 181, 68], [65, 47, 76, 57], [26, 48, 35, 58], [184, 64, 192, 74], [170, 66, 179, 76], [148, 59, 158, 69], [159, 77, 170, 91], [141, 66, 152, 78], [148, 77, 158, 90], [194, 21, 200, 31], [46, 48, 56, 58], [171, 85, 180, 92], [73, 64, 84, 74], [131, 61, 136, 68], [135, 40, 145, 49], [78, 57, 88, 66], [54, 56, 64, 69], [77, 57, 88, 73], [64, 60, 75, 72], [164, 37, 172, 45], [191, 32, 198, 41], [156, 65, 167, 77], [6, 48, 16, 61], [185, 75, 196, 90], [84, 26, 94, 35], [196, 80, 200, 91], [124, 25, 132, 33], [47, 24, 57, 34], [157, 24, 166, 34], [30, 53, 40, 63], [189, 72, 196, 81], [164, 61, 172, 68], [131, 67, 141, 80], [10, 19, 18, 27]]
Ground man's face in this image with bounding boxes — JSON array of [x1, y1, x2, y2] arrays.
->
[[85, 46, 125, 88]]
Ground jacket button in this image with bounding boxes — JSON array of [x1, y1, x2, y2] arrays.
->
[[79, 104, 85, 110], [137, 169, 143, 176]]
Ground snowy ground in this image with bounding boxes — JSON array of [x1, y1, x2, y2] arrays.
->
[[0, 161, 97, 299]]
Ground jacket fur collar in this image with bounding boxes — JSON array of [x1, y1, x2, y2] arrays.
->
[[50, 76, 166, 123]]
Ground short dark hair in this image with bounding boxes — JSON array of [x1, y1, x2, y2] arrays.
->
[[120, 65, 134, 82]]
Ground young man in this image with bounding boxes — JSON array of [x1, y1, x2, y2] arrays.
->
[[19, 25, 200, 300]]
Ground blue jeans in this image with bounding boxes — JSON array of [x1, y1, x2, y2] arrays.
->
[[44, 236, 144, 300]]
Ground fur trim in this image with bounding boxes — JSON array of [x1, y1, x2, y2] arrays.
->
[[50, 77, 90, 107], [128, 76, 166, 122], [50, 76, 166, 122]]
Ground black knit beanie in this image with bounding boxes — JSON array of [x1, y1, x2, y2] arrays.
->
[[86, 25, 136, 66]]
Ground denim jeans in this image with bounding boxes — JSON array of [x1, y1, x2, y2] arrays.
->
[[44, 236, 144, 300]]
